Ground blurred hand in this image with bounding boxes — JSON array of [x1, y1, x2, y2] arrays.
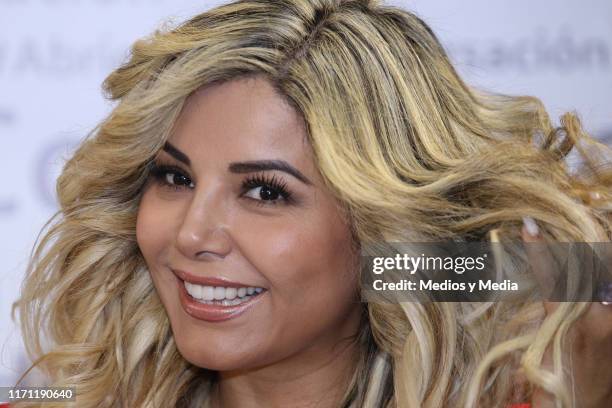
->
[[522, 217, 612, 408]]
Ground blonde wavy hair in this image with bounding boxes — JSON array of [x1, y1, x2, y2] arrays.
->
[[13, 0, 611, 407]]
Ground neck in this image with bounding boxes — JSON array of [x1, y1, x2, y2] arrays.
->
[[210, 315, 363, 408]]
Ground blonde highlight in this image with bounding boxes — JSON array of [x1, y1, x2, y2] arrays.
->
[[13, 0, 611, 407]]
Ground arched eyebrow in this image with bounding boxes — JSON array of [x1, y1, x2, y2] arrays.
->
[[163, 142, 190, 165], [228, 160, 312, 185], [162, 142, 312, 186]]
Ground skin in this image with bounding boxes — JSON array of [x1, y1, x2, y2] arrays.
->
[[136, 75, 363, 408], [522, 223, 612, 408], [134, 74, 611, 407]]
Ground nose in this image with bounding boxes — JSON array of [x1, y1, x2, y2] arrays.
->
[[175, 187, 232, 261]]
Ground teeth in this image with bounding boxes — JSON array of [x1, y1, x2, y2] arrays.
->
[[196, 297, 250, 306], [202, 286, 214, 301], [184, 282, 264, 302], [225, 288, 237, 300], [213, 287, 225, 300]]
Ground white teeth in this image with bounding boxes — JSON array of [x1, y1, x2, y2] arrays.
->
[[225, 287, 237, 300], [202, 286, 214, 301], [196, 297, 250, 306], [192, 284, 203, 299], [184, 282, 265, 302], [213, 287, 225, 300]]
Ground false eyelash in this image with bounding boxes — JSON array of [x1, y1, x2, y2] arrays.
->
[[148, 162, 193, 190], [241, 173, 293, 205], [147, 162, 295, 205]]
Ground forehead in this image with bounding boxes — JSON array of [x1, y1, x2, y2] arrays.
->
[[167, 76, 313, 170]]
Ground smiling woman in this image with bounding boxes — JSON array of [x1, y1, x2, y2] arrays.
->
[[137, 78, 363, 384], [11, 0, 612, 407]]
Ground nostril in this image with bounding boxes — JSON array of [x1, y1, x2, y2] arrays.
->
[[195, 250, 227, 260]]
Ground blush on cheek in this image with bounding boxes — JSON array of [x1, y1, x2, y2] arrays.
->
[[136, 193, 169, 256]]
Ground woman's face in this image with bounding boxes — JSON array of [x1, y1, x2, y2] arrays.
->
[[136, 76, 362, 371]]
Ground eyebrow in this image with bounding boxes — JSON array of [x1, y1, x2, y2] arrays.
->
[[162, 142, 312, 185], [163, 142, 190, 165], [229, 160, 312, 185]]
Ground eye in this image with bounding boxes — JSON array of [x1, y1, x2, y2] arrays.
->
[[244, 186, 281, 201], [150, 163, 195, 190], [241, 173, 293, 206]]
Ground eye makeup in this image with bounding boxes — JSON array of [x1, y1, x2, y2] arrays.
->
[[240, 172, 294, 206], [149, 161, 194, 191], [147, 160, 296, 206]]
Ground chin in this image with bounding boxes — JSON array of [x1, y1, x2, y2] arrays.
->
[[174, 334, 263, 372]]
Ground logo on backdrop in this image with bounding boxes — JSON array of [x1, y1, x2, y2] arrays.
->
[[0, 36, 127, 78], [447, 26, 610, 73], [0, 135, 77, 217]]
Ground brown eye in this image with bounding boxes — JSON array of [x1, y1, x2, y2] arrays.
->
[[165, 172, 194, 188], [244, 185, 282, 201], [241, 173, 293, 206], [150, 163, 195, 190]]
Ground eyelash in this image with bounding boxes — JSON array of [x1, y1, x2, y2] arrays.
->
[[149, 163, 194, 191], [242, 173, 293, 206], [148, 162, 294, 206]]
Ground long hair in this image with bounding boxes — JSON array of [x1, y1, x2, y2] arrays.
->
[[13, 0, 611, 407]]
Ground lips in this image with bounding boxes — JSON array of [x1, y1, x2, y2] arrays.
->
[[173, 269, 267, 322], [173, 269, 262, 288]]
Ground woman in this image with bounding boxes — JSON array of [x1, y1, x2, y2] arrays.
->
[[13, 0, 611, 407]]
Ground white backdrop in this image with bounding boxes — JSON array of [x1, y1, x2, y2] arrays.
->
[[1, 0, 611, 386]]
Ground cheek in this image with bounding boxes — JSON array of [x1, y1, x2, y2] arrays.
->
[[241, 206, 358, 308], [135, 192, 184, 322], [221, 212, 359, 367], [136, 192, 177, 271]]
